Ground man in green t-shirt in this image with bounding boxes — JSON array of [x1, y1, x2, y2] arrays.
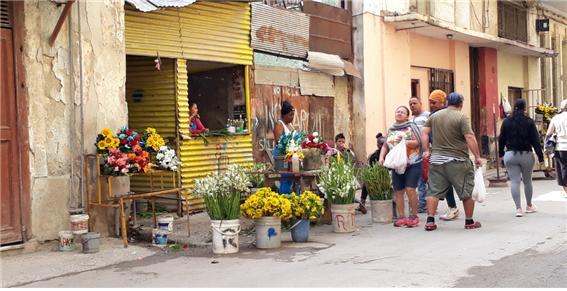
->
[[421, 92, 483, 231]]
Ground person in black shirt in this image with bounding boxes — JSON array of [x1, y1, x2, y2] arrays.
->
[[499, 99, 544, 217], [357, 133, 386, 214]]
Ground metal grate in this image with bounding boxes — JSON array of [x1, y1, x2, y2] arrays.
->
[[1, 1, 12, 28]]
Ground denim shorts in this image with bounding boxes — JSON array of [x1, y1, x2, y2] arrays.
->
[[392, 162, 423, 191]]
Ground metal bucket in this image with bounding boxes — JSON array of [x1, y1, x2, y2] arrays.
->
[[290, 219, 310, 242], [330, 203, 356, 233], [81, 232, 101, 254], [211, 219, 241, 254], [274, 155, 288, 171], [255, 216, 281, 249]]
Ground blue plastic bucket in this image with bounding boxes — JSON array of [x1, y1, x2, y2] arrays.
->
[[290, 219, 310, 242]]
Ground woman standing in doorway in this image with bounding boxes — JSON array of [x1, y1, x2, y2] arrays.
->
[[499, 99, 543, 217], [379, 106, 422, 227]]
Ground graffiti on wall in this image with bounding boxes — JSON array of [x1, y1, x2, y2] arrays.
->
[[251, 84, 334, 162]]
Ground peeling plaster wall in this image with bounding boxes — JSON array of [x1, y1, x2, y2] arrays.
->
[[22, 0, 127, 241]]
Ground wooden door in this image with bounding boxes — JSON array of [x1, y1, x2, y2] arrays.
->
[[0, 17, 23, 244]]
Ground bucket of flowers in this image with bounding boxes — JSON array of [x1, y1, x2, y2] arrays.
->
[[241, 187, 292, 249], [317, 155, 358, 233], [301, 132, 329, 171], [192, 164, 251, 254], [284, 191, 324, 242]]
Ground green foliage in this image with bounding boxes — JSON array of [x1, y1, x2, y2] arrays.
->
[[359, 163, 392, 200], [317, 155, 357, 204]]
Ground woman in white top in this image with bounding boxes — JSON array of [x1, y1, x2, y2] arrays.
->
[[546, 99, 567, 195], [273, 100, 295, 145]]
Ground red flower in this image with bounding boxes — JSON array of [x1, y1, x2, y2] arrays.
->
[[308, 142, 315, 148], [120, 139, 127, 145], [308, 136, 314, 142], [127, 129, 133, 135], [302, 141, 307, 148]]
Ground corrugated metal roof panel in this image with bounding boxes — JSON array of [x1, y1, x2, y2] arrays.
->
[[251, 3, 309, 59], [125, 2, 253, 65], [125, 0, 197, 12]]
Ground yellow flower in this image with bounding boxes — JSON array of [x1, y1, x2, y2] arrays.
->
[[101, 128, 112, 137], [146, 127, 157, 135], [97, 140, 107, 150], [104, 137, 113, 144]]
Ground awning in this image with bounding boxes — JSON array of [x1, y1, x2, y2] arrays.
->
[[125, 0, 259, 12], [384, 13, 556, 58]]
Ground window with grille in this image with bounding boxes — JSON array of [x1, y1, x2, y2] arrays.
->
[[429, 68, 454, 95], [498, 1, 528, 42]]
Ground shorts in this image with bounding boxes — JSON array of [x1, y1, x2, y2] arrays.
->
[[392, 162, 422, 191], [555, 151, 567, 187], [428, 159, 474, 201]]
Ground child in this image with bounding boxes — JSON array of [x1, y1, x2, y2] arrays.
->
[[334, 133, 355, 163]]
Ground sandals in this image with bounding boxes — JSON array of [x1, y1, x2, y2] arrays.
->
[[464, 221, 482, 229]]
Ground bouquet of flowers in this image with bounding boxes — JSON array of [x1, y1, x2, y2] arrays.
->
[[536, 104, 559, 123], [317, 155, 357, 204], [284, 191, 324, 220], [285, 138, 304, 161], [241, 187, 292, 220], [95, 128, 120, 154], [246, 163, 270, 188], [117, 127, 143, 153], [142, 127, 165, 152], [155, 146, 181, 171], [275, 130, 304, 156], [101, 148, 151, 176], [301, 132, 329, 154], [193, 164, 251, 220]]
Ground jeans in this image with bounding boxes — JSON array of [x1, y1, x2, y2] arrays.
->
[[417, 177, 427, 210]]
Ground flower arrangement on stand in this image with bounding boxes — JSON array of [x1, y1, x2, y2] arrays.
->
[[301, 132, 329, 171], [241, 187, 292, 249], [155, 146, 182, 171], [95, 128, 120, 154], [274, 131, 304, 171], [193, 164, 251, 254], [142, 127, 165, 152], [317, 155, 358, 233], [535, 104, 559, 126], [284, 191, 324, 242], [101, 148, 151, 176]]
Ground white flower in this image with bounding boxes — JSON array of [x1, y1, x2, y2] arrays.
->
[[313, 132, 319, 137]]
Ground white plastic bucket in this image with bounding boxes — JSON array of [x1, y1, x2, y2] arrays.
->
[[152, 229, 169, 246], [59, 230, 74, 251], [255, 216, 281, 249], [70, 214, 89, 234], [211, 219, 241, 254], [157, 215, 174, 232], [330, 203, 356, 233], [370, 200, 393, 223]]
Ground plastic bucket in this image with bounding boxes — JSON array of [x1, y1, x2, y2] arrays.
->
[[81, 232, 101, 253], [290, 219, 310, 242], [152, 229, 169, 246], [255, 216, 281, 249], [157, 215, 174, 232], [370, 200, 393, 223], [274, 155, 288, 171], [330, 203, 356, 233], [59, 231, 74, 251], [211, 219, 241, 254], [70, 214, 89, 234]]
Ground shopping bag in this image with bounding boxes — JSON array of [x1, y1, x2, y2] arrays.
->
[[384, 139, 408, 175], [472, 168, 486, 203]]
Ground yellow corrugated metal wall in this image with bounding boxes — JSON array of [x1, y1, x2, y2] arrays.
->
[[126, 57, 177, 194], [176, 59, 254, 212], [125, 2, 252, 65]]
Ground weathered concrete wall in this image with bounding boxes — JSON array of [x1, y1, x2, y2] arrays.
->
[[22, 0, 127, 241], [333, 77, 351, 144], [497, 52, 526, 101]]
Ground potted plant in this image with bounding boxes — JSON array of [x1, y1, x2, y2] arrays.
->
[[241, 187, 292, 249], [317, 155, 358, 233], [274, 131, 304, 171], [193, 164, 251, 254], [284, 191, 324, 242], [301, 132, 329, 171], [359, 163, 393, 223]]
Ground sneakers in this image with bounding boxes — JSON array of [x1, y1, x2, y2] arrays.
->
[[405, 216, 420, 227], [357, 203, 368, 215], [393, 217, 407, 227], [440, 208, 459, 221], [526, 204, 538, 213], [515, 208, 523, 217], [424, 221, 437, 231]]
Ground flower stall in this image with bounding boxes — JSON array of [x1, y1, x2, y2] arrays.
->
[[86, 127, 184, 248]]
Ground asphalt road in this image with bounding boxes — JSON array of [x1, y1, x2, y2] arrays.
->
[[9, 178, 567, 288]]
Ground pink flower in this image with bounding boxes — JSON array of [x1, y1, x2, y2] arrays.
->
[[121, 168, 128, 174], [114, 166, 119, 172]]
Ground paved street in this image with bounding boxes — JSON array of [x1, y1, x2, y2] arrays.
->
[[3, 176, 566, 288]]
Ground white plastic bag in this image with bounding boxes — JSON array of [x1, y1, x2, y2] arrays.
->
[[384, 139, 408, 175], [472, 168, 486, 203]]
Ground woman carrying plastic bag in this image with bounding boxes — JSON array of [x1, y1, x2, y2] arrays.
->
[[379, 106, 422, 228]]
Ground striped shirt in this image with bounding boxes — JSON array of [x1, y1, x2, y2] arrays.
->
[[430, 154, 466, 165]]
